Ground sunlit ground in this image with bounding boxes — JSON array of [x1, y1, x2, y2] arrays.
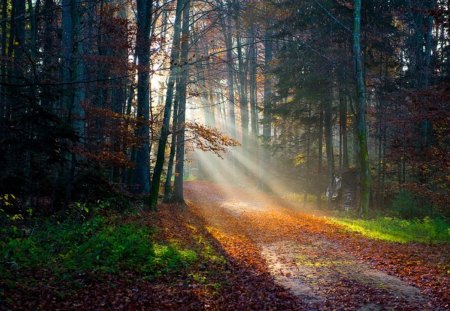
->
[[327, 217, 449, 244], [186, 126, 449, 244]]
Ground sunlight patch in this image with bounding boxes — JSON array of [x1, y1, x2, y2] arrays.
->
[[221, 201, 266, 215]]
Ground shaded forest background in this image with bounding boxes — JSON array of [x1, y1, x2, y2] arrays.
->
[[0, 0, 449, 219]]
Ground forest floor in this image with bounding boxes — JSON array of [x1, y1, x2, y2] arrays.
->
[[184, 180, 449, 310], [2, 180, 449, 310]]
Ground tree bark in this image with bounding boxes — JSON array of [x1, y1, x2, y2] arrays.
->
[[324, 95, 335, 207], [249, 25, 258, 137], [219, 3, 236, 138], [317, 102, 324, 206], [163, 95, 179, 202], [304, 102, 312, 207], [172, 0, 191, 203], [0, 0, 8, 118], [150, 0, 184, 209], [353, 0, 371, 217], [339, 90, 349, 170], [61, 0, 73, 114], [134, 0, 153, 196], [263, 29, 273, 142], [233, 1, 249, 145]]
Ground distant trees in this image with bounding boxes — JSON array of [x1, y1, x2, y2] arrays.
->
[[0, 0, 240, 214], [264, 0, 449, 216], [0, 0, 448, 217]]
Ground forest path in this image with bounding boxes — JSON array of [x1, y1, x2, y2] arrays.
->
[[185, 181, 435, 310]]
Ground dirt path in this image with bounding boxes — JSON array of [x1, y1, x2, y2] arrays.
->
[[185, 181, 448, 310]]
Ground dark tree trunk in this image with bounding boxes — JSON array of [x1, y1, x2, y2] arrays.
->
[[233, 1, 249, 145], [150, 0, 184, 209], [219, 4, 236, 138], [263, 29, 273, 142], [172, 0, 191, 203], [324, 96, 335, 207], [304, 102, 312, 207], [163, 95, 179, 202], [317, 102, 324, 206], [249, 25, 258, 137], [339, 90, 349, 170], [134, 0, 153, 196], [353, 0, 371, 217]]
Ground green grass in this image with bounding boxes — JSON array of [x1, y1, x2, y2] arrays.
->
[[0, 215, 197, 278], [327, 216, 450, 244]]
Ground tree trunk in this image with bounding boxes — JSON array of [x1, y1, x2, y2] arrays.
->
[[0, 0, 8, 118], [233, 1, 249, 145], [150, 0, 184, 209], [72, 1, 85, 142], [219, 5, 236, 138], [163, 95, 179, 202], [61, 0, 73, 113], [61, 0, 74, 210], [304, 102, 312, 208], [14, 0, 25, 62], [340, 90, 349, 170], [172, 0, 191, 203], [324, 96, 335, 207], [249, 25, 258, 137], [263, 29, 273, 142], [353, 0, 371, 217], [134, 0, 153, 196], [205, 45, 216, 126], [317, 102, 324, 206]]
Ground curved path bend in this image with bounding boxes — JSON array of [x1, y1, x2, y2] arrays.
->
[[185, 181, 448, 311]]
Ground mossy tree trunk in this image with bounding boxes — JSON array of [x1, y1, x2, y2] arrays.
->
[[353, 0, 371, 217]]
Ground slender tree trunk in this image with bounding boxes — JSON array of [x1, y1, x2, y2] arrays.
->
[[163, 95, 179, 202], [0, 0, 8, 118], [249, 25, 258, 137], [42, 0, 56, 111], [194, 40, 212, 126], [419, 0, 435, 153], [219, 6, 236, 137], [263, 29, 273, 142], [353, 0, 371, 217], [172, 0, 191, 203], [72, 2, 85, 142], [7, 0, 15, 60], [205, 45, 216, 125], [340, 90, 349, 170], [150, 0, 184, 209], [60, 0, 74, 210], [324, 96, 335, 207], [304, 102, 312, 208], [317, 102, 324, 206], [233, 1, 249, 145], [134, 0, 153, 196], [160, 0, 169, 42], [111, 3, 129, 182], [14, 0, 25, 62], [61, 0, 73, 113]]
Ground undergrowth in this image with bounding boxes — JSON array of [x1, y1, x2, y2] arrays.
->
[[0, 213, 197, 280], [327, 216, 449, 244]]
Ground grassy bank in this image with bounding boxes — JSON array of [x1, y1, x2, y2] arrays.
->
[[0, 213, 197, 283], [326, 216, 449, 244]]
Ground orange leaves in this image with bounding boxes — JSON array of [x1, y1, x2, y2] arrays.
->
[[186, 122, 240, 157], [185, 181, 450, 310]]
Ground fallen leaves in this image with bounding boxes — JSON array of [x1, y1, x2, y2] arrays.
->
[[185, 181, 450, 310], [2, 181, 448, 310]]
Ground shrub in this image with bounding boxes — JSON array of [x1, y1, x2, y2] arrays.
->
[[1, 216, 196, 278], [328, 216, 449, 244], [390, 190, 432, 219]]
